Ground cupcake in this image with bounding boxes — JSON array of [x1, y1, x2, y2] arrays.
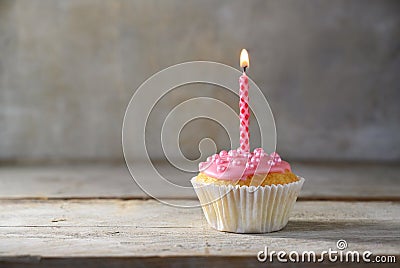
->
[[191, 148, 304, 233]]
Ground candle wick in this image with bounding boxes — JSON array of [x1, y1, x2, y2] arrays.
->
[[243, 66, 247, 73]]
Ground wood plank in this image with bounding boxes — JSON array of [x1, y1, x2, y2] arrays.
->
[[1, 257, 399, 268], [0, 162, 399, 200], [0, 200, 399, 260]]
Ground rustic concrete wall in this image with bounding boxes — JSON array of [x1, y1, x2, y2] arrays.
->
[[0, 0, 399, 162]]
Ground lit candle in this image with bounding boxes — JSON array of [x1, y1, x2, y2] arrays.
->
[[239, 49, 250, 152]]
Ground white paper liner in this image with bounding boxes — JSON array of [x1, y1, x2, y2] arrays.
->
[[191, 176, 305, 233]]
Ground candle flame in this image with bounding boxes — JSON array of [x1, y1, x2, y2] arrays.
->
[[240, 49, 249, 69]]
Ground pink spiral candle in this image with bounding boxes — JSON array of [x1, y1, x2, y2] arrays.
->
[[239, 49, 250, 152], [239, 72, 250, 152]]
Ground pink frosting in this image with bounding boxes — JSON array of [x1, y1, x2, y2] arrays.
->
[[199, 148, 291, 181]]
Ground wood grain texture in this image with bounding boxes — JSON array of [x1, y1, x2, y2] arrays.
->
[[3, 257, 400, 268], [0, 162, 399, 200], [0, 200, 399, 258], [4, 257, 399, 268]]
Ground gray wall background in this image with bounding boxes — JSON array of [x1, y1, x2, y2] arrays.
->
[[1, 0, 399, 163]]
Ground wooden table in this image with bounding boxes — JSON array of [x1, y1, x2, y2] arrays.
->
[[0, 162, 399, 267]]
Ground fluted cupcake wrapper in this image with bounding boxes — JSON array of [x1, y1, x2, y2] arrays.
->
[[191, 177, 305, 233]]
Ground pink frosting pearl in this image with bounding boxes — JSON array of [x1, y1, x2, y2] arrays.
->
[[228, 150, 238, 157], [200, 148, 291, 181]]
